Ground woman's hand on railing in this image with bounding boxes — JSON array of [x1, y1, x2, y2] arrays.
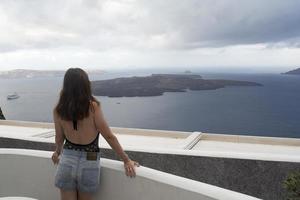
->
[[51, 151, 60, 165], [124, 159, 140, 177]]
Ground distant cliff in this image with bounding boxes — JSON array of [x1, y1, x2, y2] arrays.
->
[[91, 74, 262, 97], [0, 69, 104, 79], [283, 68, 300, 75], [0, 107, 5, 120]]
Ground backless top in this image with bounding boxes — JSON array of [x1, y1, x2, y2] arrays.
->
[[63, 119, 100, 152]]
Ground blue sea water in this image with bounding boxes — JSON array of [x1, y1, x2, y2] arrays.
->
[[0, 71, 299, 138]]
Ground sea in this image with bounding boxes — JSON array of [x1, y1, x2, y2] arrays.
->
[[0, 70, 299, 138]]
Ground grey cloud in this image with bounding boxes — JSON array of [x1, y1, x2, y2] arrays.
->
[[142, 0, 300, 48], [0, 0, 300, 53]]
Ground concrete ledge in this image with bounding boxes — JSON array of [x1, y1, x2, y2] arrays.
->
[[0, 149, 260, 200], [202, 133, 300, 146], [182, 132, 202, 149], [1, 120, 300, 200], [0, 120, 54, 129], [0, 137, 299, 200], [1, 120, 300, 146], [0, 120, 191, 138]]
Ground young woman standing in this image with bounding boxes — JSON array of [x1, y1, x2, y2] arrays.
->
[[52, 68, 139, 200]]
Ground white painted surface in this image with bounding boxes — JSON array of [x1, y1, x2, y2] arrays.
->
[[0, 149, 260, 200], [192, 140, 300, 161], [99, 133, 187, 149], [0, 124, 54, 142], [194, 140, 300, 154], [0, 120, 300, 163]]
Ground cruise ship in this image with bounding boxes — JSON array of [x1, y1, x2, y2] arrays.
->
[[6, 93, 20, 100], [1, 120, 300, 200]]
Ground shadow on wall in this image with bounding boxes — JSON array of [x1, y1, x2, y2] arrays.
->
[[0, 107, 5, 120]]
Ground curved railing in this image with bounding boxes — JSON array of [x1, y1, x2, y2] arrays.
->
[[0, 149, 260, 200]]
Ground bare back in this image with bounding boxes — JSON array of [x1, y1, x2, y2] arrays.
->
[[58, 103, 99, 145]]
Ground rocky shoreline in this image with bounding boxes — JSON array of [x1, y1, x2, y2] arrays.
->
[[283, 68, 300, 75], [0, 107, 5, 120], [91, 74, 263, 97]]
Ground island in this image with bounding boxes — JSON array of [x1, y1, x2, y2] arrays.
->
[[283, 68, 300, 75], [91, 74, 263, 97]]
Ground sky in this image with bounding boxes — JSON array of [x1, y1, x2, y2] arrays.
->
[[0, 0, 300, 73]]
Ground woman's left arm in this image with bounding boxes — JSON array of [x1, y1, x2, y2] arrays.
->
[[52, 109, 65, 164]]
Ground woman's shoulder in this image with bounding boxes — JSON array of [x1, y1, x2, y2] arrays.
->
[[52, 108, 62, 122], [53, 108, 59, 117], [90, 100, 101, 112]]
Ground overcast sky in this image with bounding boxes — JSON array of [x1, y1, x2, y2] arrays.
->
[[0, 0, 300, 72]]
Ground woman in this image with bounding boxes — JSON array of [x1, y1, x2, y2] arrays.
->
[[52, 68, 139, 200]]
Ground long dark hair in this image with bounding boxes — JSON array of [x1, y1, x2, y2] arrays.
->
[[55, 68, 99, 121]]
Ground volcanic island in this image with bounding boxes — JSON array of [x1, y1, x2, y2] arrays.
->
[[91, 74, 262, 97]]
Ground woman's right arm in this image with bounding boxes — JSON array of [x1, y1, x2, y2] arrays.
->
[[52, 109, 65, 164], [92, 102, 139, 177]]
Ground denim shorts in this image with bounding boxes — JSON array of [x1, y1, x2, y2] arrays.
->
[[54, 149, 101, 193]]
